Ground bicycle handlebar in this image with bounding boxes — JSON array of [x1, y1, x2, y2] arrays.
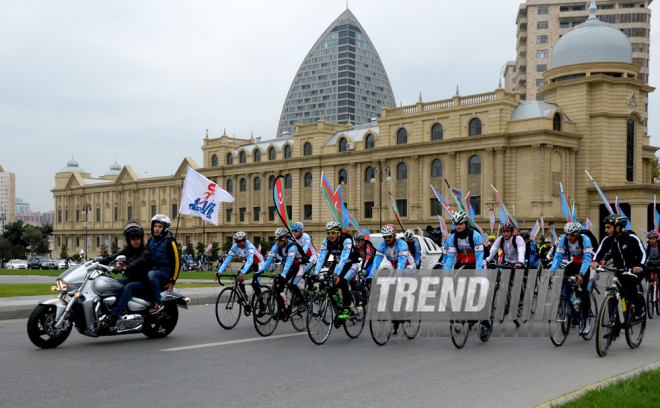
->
[[596, 265, 636, 276]]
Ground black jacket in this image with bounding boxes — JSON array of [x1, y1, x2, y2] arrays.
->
[[594, 231, 646, 270], [100, 242, 151, 283]]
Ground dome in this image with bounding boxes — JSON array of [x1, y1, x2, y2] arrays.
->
[[551, 1, 632, 69], [103, 161, 121, 177], [59, 157, 85, 173]]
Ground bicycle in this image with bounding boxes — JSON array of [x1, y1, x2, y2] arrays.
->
[[548, 273, 598, 346], [479, 261, 518, 342], [306, 271, 367, 345], [646, 265, 660, 319], [252, 272, 311, 337], [594, 265, 647, 357], [368, 270, 420, 347], [215, 273, 270, 330]]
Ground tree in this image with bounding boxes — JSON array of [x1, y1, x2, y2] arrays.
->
[[40, 224, 54, 237], [195, 241, 206, 259], [60, 244, 69, 259], [72, 254, 80, 262], [210, 242, 220, 259], [653, 155, 660, 182], [221, 240, 232, 254], [111, 242, 120, 254], [185, 242, 195, 256], [2, 220, 25, 247], [22, 225, 47, 256], [0, 237, 23, 265]]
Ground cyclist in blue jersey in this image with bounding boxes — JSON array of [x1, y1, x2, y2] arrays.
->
[[215, 231, 266, 303], [257, 228, 305, 305], [403, 230, 422, 269], [290, 222, 317, 287], [443, 211, 484, 270]]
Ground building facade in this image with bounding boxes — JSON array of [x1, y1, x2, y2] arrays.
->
[[0, 165, 16, 234], [15, 198, 32, 214], [277, 8, 396, 135], [15, 211, 55, 227]]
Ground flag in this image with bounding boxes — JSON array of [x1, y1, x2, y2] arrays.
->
[[273, 175, 292, 233], [559, 183, 574, 223], [418, 227, 424, 236], [550, 224, 558, 242], [388, 192, 405, 232], [585, 170, 614, 214], [205, 243, 212, 253], [655, 196, 658, 233], [615, 197, 632, 230], [449, 187, 466, 212], [640, 229, 649, 239], [349, 215, 362, 234], [258, 244, 262, 253], [336, 185, 350, 233], [430, 185, 455, 216], [179, 166, 233, 226], [530, 221, 540, 241], [466, 192, 476, 223], [585, 218, 593, 232], [540, 214, 545, 237], [656, 209, 660, 234], [491, 185, 516, 228], [489, 209, 496, 234], [361, 228, 371, 241], [513, 205, 518, 227], [320, 172, 342, 225], [438, 215, 448, 238], [572, 203, 577, 222]]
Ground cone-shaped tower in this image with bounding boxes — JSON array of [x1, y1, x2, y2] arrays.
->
[[277, 9, 396, 135]]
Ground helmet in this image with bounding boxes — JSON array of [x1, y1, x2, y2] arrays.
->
[[488, 235, 496, 242], [502, 224, 515, 232], [545, 238, 552, 243], [354, 233, 366, 242], [291, 222, 304, 232], [564, 222, 582, 235], [151, 214, 171, 235], [325, 221, 341, 232], [647, 230, 658, 238], [451, 210, 469, 225], [123, 221, 144, 240], [381, 224, 396, 236], [233, 231, 247, 241], [603, 213, 628, 230], [519, 230, 530, 239], [275, 228, 290, 239], [404, 230, 415, 240]]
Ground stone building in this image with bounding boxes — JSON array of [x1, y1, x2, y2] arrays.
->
[[0, 165, 15, 234]]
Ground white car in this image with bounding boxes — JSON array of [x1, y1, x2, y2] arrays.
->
[[369, 233, 442, 270], [53, 259, 67, 270], [6, 260, 28, 270]]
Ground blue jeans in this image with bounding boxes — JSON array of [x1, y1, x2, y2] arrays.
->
[[113, 278, 146, 317], [148, 269, 171, 303]]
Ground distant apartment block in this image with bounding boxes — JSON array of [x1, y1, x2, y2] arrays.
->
[[0, 165, 15, 233], [15, 211, 55, 226]]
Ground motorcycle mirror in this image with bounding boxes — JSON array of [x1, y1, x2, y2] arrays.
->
[[115, 255, 126, 263]]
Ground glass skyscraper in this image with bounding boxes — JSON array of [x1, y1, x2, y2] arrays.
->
[[277, 9, 396, 135]]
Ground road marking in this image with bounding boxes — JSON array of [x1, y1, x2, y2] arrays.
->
[[161, 332, 307, 352], [0, 318, 28, 324]]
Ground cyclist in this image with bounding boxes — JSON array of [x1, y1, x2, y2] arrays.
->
[[549, 222, 594, 334], [484, 235, 496, 254], [518, 230, 537, 268], [314, 221, 362, 319], [484, 224, 525, 268], [290, 222, 317, 286], [538, 238, 553, 269], [591, 214, 646, 318], [354, 233, 376, 289], [257, 228, 305, 306], [215, 231, 266, 306], [403, 230, 422, 269], [443, 211, 484, 270]]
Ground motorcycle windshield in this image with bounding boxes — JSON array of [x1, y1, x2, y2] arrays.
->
[[58, 264, 88, 284]]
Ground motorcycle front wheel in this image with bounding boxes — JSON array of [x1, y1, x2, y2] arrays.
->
[[27, 305, 72, 349], [143, 303, 179, 338]]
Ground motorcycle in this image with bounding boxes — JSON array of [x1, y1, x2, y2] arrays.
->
[[27, 256, 189, 349]]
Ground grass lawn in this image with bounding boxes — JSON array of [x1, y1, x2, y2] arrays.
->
[[554, 368, 660, 407], [0, 283, 219, 298]]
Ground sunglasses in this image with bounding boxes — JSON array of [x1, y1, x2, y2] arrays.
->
[[326, 230, 341, 235], [383, 234, 395, 239], [234, 239, 246, 243], [277, 238, 288, 242], [568, 233, 578, 237]]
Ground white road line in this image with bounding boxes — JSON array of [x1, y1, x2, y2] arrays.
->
[[161, 332, 307, 352]]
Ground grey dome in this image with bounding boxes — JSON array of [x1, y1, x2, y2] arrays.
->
[[551, 2, 632, 69], [60, 157, 85, 173], [104, 161, 121, 176]]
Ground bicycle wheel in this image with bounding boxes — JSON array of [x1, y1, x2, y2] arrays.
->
[[290, 290, 309, 332], [581, 293, 598, 341], [490, 284, 504, 332], [306, 293, 334, 345], [402, 317, 421, 340], [369, 319, 392, 346], [479, 319, 493, 342], [253, 290, 279, 337], [344, 293, 366, 339], [596, 295, 617, 357], [656, 285, 660, 316], [647, 284, 655, 319], [549, 296, 570, 347], [215, 287, 242, 330], [625, 292, 647, 349], [450, 320, 469, 349]]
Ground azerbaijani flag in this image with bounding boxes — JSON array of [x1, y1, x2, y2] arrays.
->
[[430, 185, 455, 216], [489, 209, 496, 234], [361, 228, 371, 241], [466, 192, 476, 223], [449, 187, 466, 212], [549, 224, 558, 242], [438, 215, 448, 238], [640, 229, 649, 239], [336, 185, 350, 233], [530, 221, 540, 241], [585, 170, 614, 214], [615, 197, 632, 230], [585, 218, 593, 231], [559, 182, 575, 223], [273, 175, 292, 233], [655, 196, 659, 233], [418, 227, 424, 236], [491, 185, 516, 228], [388, 192, 405, 232], [349, 215, 362, 234], [320, 172, 342, 225]]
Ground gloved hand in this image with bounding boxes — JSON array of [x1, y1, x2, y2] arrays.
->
[[482, 260, 488, 269], [112, 265, 123, 274]]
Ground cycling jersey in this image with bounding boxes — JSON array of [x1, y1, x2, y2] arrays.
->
[[372, 238, 415, 274], [551, 234, 593, 275], [259, 241, 300, 276], [314, 233, 360, 278], [217, 241, 265, 274], [486, 235, 526, 265], [443, 229, 484, 269], [293, 232, 317, 260], [357, 240, 376, 273], [407, 241, 422, 269]]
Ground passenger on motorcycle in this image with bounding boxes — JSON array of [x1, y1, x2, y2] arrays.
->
[[403, 230, 422, 269], [146, 215, 180, 315], [215, 231, 266, 300], [257, 228, 306, 305]]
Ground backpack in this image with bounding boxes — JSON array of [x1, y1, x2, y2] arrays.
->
[[451, 227, 476, 250], [580, 229, 599, 251]]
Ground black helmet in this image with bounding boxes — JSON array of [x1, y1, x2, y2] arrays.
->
[[519, 230, 530, 239], [123, 221, 144, 240], [603, 213, 628, 230]]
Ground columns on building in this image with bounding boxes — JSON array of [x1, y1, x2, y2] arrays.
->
[[448, 151, 457, 189], [410, 155, 421, 219], [495, 147, 507, 194], [485, 148, 496, 210], [349, 162, 357, 214], [259, 172, 267, 225], [569, 148, 578, 202]]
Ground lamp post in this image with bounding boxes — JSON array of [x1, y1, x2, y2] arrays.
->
[[82, 203, 91, 260], [370, 164, 391, 231]]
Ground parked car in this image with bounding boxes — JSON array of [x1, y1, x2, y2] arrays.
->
[[369, 233, 442, 270], [53, 259, 67, 270], [6, 260, 28, 270], [27, 256, 55, 270]]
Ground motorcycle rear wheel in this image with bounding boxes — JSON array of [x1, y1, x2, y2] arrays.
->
[[143, 303, 179, 338], [27, 305, 72, 349]]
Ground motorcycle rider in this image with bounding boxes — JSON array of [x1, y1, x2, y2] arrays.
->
[[99, 222, 151, 328], [146, 215, 180, 315]]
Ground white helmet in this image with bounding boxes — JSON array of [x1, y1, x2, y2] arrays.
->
[[381, 224, 396, 235], [325, 221, 341, 231], [275, 228, 290, 239], [233, 231, 247, 241], [404, 230, 414, 240], [564, 222, 582, 235], [151, 214, 171, 235], [451, 210, 469, 225]]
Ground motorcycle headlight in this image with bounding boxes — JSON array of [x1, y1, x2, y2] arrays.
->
[[56, 279, 67, 291]]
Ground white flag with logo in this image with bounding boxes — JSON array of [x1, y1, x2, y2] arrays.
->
[[179, 166, 234, 226]]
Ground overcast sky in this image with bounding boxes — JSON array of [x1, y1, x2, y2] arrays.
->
[[1, 0, 658, 212]]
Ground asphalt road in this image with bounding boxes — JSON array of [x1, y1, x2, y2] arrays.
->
[[1, 302, 659, 408]]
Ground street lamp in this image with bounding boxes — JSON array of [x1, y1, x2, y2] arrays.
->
[[370, 164, 391, 231], [82, 203, 91, 260]]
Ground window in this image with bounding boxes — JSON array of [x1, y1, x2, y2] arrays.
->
[[627, 119, 635, 181], [560, 6, 569, 12], [397, 162, 408, 180], [364, 202, 374, 218], [58, 210, 62, 223], [553, 113, 562, 131], [304, 205, 312, 220], [172, 204, 177, 218], [469, 156, 482, 174], [537, 21, 548, 29], [269, 147, 276, 160], [431, 159, 443, 177], [254, 150, 261, 162], [76, 237, 79, 247], [127, 206, 133, 220], [304, 142, 312, 156], [227, 179, 233, 193], [537, 64, 547, 72], [471, 196, 482, 215], [113, 207, 117, 221], [339, 137, 348, 152], [537, 35, 548, 43], [339, 169, 348, 184], [432, 124, 443, 140], [96, 208, 100, 222], [469, 118, 482, 136], [226, 208, 233, 222], [284, 145, 292, 158], [239, 208, 246, 222], [240, 151, 246, 164], [560, 21, 570, 28], [286, 206, 292, 220], [536, 79, 545, 87], [254, 177, 261, 191], [573, 6, 584, 11], [151, 205, 157, 218], [211, 155, 218, 167], [572, 21, 581, 27], [538, 6, 548, 14], [366, 134, 375, 149], [285, 174, 292, 188], [76, 209, 80, 222], [269, 206, 276, 221], [396, 200, 408, 217], [622, 3, 635, 8], [240, 178, 247, 192], [253, 207, 260, 222], [397, 128, 408, 144], [513, 66, 517, 73], [96, 237, 100, 248], [365, 166, 375, 183], [269, 176, 275, 190], [537, 50, 548, 58], [431, 199, 442, 216], [227, 153, 233, 165], [303, 172, 313, 187]]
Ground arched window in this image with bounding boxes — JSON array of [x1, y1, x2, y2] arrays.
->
[[432, 124, 443, 140], [240, 178, 247, 192], [254, 150, 261, 162], [211, 155, 218, 167], [226, 179, 233, 193], [339, 137, 348, 152], [397, 128, 408, 144], [269, 176, 276, 190], [304, 142, 312, 156], [339, 169, 348, 185], [431, 159, 443, 177], [240, 151, 246, 163], [254, 177, 261, 191], [397, 162, 408, 179], [365, 166, 375, 183], [284, 145, 292, 159], [469, 118, 482, 136], [469, 156, 482, 174], [269, 147, 276, 160], [285, 174, 293, 188], [627, 118, 635, 182], [553, 113, 562, 131], [305, 172, 313, 187], [366, 134, 375, 149], [227, 153, 233, 165]]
